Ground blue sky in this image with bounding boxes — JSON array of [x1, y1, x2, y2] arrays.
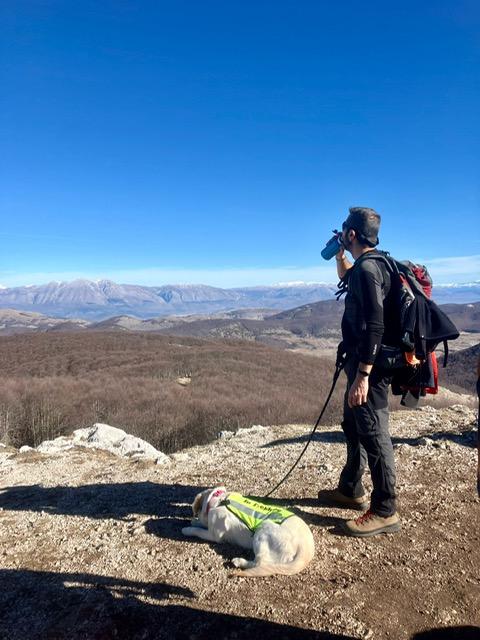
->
[[1, 1, 479, 288]]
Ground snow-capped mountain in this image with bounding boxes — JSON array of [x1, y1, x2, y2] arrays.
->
[[0, 280, 337, 319], [0, 278, 478, 320], [432, 281, 480, 305]]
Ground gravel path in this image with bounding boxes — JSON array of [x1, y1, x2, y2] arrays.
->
[[0, 404, 479, 639]]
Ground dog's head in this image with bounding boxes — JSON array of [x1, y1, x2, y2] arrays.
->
[[192, 486, 227, 524]]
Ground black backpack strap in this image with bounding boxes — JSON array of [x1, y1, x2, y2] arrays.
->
[[335, 251, 392, 299], [443, 340, 449, 368], [335, 267, 352, 299], [356, 250, 395, 270], [414, 296, 428, 360], [335, 278, 348, 300]]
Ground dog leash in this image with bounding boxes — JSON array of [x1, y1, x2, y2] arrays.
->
[[262, 350, 348, 499]]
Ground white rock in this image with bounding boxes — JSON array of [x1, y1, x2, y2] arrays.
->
[[19, 445, 35, 453], [72, 423, 170, 464], [0, 443, 6, 449], [37, 437, 74, 454], [31, 423, 170, 464]]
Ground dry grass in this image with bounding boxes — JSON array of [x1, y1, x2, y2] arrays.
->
[[0, 332, 344, 452], [0, 332, 470, 454]]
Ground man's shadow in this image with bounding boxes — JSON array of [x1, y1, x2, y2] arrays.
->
[[0, 479, 195, 523], [0, 568, 356, 640], [0, 480, 348, 543], [0, 481, 211, 550]]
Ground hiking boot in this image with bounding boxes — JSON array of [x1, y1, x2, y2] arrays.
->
[[344, 509, 401, 537], [317, 489, 369, 511]]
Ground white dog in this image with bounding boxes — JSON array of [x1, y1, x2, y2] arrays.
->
[[182, 487, 315, 577]]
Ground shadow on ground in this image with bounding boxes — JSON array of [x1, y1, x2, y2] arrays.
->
[[0, 481, 200, 521], [0, 568, 356, 640], [263, 428, 477, 449], [0, 481, 348, 566], [0, 481, 349, 533]]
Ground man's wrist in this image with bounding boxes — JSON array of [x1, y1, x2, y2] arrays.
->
[[357, 369, 370, 377]]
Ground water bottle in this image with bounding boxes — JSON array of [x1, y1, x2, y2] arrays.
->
[[321, 230, 343, 260]]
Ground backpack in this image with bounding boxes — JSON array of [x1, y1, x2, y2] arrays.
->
[[338, 251, 460, 406]]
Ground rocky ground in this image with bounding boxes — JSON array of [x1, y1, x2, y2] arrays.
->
[[0, 404, 479, 640]]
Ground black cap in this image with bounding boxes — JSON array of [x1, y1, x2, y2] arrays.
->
[[343, 207, 380, 247]]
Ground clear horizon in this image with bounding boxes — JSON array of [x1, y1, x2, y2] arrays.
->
[[2, 2, 479, 288], [1, 251, 480, 290]]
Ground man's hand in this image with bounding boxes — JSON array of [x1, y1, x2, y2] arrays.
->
[[335, 247, 353, 278], [348, 374, 370, 408]]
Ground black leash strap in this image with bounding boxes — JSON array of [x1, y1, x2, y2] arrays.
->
[[263, 354, 347, 499]]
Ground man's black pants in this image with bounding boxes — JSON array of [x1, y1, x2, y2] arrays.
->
[[338, 358, 397, 517]]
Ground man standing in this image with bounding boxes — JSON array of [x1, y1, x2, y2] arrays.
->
[[476, 354, 480, 497], [318, 207, 401, 536]]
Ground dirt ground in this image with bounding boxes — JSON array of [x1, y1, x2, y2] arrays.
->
[[0, 404, 479, 640]]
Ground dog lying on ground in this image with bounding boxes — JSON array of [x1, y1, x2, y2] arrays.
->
[[181, 487, 315, 577]]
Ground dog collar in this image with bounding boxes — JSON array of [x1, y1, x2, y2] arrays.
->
[[205, 488, 227, 516]]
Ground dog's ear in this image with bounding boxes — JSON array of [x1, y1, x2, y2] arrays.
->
[[192, 491, 205, 517]]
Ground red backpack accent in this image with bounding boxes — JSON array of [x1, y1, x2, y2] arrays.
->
[[425, 352, 439, 395], [409, 263, 433, 299]]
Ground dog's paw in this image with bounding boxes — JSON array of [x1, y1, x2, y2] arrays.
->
[[231, 557, 249, 568]]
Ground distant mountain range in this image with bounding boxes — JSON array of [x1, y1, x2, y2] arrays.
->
[[0, 278, 479, 320], [0, 279, 337, 319]]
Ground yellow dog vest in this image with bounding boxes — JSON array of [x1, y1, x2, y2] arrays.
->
[[220, 493, 294, 534]]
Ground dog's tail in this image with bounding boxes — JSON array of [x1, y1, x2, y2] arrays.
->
[[230, 540, 314, 578]]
